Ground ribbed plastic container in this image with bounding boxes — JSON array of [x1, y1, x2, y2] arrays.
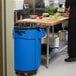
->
[[14, 29, 45, 72]]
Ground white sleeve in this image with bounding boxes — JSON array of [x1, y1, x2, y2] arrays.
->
[[15, 0, 24, 10], [44, 0, 50, 7]]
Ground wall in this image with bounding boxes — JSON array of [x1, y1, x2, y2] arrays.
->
[[5, 0, 14, 76], [0, 0, 14, 76], [0, 0, 3, 75]]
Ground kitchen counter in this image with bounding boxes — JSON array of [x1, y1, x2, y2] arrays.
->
[[16, 17, 68, 26], [16, 17, 69, 68]]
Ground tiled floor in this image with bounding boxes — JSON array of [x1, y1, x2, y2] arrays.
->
[[34, 49, 76, 76]]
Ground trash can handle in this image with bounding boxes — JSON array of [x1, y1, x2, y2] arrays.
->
[[15, 30, 26, 36], [18, 33, 23, 36], [39, 29, 45, 38]]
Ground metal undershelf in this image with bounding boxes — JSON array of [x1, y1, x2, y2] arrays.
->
[[41, 44, 68, 60]]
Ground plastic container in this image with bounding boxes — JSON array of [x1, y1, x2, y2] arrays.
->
[[58, 30, 68, 41], [14, 28, 45, 72]]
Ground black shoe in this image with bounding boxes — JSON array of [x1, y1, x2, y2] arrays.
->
[[65, 58, 76, 62]]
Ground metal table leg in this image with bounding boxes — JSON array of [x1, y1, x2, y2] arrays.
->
[[46, 26, 50, 68], [62, 22, 65, 31], [51, 26, 54, 47]]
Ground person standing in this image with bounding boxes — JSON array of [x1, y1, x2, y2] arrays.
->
[[65, 0, 76, 62], [14, 0, 24, 20]]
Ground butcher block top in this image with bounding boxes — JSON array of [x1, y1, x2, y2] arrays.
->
[[16, 17, 69, 26]]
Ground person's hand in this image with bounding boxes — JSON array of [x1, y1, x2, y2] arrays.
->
[[65, 7, 70, 12], [65, 8, 68, 12], [67, 7, 70, 12]]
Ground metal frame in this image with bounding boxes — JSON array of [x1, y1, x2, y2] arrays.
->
[[46, 26, 50, 68], [0, 0, 6, 76], [46, 22, 68, 68]]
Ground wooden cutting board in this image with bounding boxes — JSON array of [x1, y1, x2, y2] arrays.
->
[[16, 17, 69, 26]]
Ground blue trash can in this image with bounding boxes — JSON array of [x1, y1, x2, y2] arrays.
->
[[14, 28, 45, 72]]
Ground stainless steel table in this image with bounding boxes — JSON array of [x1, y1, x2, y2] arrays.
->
[[16, 17, 69, 68]]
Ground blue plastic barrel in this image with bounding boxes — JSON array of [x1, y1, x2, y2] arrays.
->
[[14, 29, 45, 72]]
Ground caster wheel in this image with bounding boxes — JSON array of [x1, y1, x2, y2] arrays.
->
[[28, 71, 37, 75], [15, 72, 25, 76], [20, 73, 25, 76], [31, 71, 37, 75], [15, 71, 20, 75], [27, 73, 32, 76]]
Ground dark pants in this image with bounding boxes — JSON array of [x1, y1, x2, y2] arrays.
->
[[16, 10, 23, 20], [14, 10, 23, 24], [68, 19, 76, 58], [14, 9, 30, 21], [14, 10, 30, 24]]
